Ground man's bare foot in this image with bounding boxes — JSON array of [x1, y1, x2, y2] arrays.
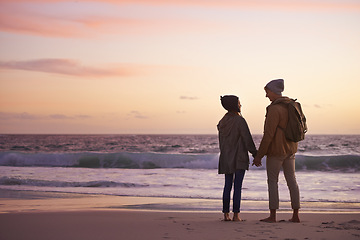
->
[[289, 217, 300, 223], [260, 217, 276, 223], [223, 213, 231, 221], [289, 209, 300, 222], [232, 213, 243, 222], [261, 209, 277, 222]]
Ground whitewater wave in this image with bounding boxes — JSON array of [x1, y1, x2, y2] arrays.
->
[[0, 152, 359, 172], [295, 155, 360, 172], [0, 176, 150, 188], [0, 152, 219, 169]]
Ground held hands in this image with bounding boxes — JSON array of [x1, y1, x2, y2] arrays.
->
[[252, 156, 262, 167]]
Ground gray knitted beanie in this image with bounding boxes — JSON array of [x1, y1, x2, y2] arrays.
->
[[265, 79, 284, 95]]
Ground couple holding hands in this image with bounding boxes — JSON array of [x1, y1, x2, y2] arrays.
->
[[218, 79, 300, 223]]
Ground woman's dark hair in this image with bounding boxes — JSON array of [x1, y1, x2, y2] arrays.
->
[[220, 95, 239, 112]]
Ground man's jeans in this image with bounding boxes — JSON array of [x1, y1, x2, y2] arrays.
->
[[222, 169, 246, 213]]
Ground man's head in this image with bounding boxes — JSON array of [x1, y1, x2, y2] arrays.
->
[[264, 79, 284, 102], [220, 95, 241, 112]]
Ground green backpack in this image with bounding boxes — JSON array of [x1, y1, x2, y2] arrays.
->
[[280, 99, 308, 142]]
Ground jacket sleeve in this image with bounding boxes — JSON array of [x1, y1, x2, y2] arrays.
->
[[257, 106, 280, 158], [238, 117, 257, 157]]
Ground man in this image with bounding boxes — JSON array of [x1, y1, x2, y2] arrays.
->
[[253, 79, 300, 223]]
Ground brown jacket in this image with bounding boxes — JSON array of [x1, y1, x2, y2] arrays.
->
[[257, 97, 298, 158], [217, 112, 257, 174]]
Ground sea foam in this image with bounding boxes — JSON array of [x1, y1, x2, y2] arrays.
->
[[0, 152, 359, 172]]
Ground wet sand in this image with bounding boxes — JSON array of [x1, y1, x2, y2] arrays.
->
[[0, 190, 359, 240]]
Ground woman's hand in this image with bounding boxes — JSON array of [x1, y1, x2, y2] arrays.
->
[[252, 156, 262, 167]]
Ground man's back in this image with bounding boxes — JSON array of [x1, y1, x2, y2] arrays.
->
[[258, 97, 298, 158]]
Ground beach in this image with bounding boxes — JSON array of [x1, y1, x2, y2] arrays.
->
[[1, 190, 360, 240], [1, 135, 359, 239]]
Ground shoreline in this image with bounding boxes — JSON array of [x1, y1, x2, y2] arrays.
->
[[1, 189, 359, 214], [1, 189, 359, 240]]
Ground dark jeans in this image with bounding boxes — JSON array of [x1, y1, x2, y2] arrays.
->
[[222, 169, 246, 213]]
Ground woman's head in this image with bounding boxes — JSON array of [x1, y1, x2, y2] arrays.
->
[[220, 95, 241, 112]]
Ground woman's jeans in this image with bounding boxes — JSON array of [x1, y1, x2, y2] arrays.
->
[[222, 169, 246, 213]]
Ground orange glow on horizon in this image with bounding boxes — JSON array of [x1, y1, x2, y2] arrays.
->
[[1, 0, 359, 134]]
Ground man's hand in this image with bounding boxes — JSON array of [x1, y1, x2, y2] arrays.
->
[[252, 156, 262, 167]]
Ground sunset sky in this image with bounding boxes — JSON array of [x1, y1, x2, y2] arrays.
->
[[1, 0, 359, 134]]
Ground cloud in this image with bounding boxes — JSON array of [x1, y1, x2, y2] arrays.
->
[[0, 3, 148, 38], [120, 0, 360, 12], [3, 0, 360, 12], [0, 112, 93, 120], [180, 96, 198, 100], [0, 59, 145, 77], [49, 114, 74, 120], [0, 112, 39, 120], [176, 111, 186, 114], [2, 1, 358, 38], [311, 103, 333, 109], [128, 111, 148, 119], [75, 115, 92, 119], [0, 2, 219, 38]]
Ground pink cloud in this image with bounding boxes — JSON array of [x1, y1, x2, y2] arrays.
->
[[128, 111, 148, 119], [0, 112, 39, 120], [0, 59, 147, 77], [117, 0, 360, 12], [0, 3, 219, 38], [2, 0, 360, 11], [0, 4, 147, 38], [1, 1, 359, 38], [49, 114, 74, 120], [180, 96, 198, 100], [0, 112, 93, 120]]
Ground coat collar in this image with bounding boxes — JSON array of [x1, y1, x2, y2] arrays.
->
[[270, 96, 291, 105]]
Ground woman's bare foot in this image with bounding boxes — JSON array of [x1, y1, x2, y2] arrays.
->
[[223, 213, 231, 221], [232, 213, 242, 222]]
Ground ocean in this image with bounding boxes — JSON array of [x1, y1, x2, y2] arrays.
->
[[0, 134, 359, 212]]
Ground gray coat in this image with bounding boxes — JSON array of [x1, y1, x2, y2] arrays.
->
[[217, 112, 257, 174]]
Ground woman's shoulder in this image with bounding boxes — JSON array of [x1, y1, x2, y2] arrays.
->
[[234, 114, 248, 125], [222, 112, 247, 124]]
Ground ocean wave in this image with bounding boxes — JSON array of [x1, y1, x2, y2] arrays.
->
[[295, 155, 360, 172], [0, 152, 219, 169], [0, 152, 359, 172], [0, 177, 150, 188]]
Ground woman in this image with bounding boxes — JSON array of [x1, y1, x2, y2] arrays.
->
[[217, 95, 257, 221]]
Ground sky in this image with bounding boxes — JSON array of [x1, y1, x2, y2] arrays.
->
[[0, 0, 360, 135]]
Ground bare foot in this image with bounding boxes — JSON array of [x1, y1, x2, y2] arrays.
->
[[223, 213, 231, 221], [289, 217, 300, 223], [290, 209, 300, 222], [260, 217, 276, 223], [232, 213, 243, 222]]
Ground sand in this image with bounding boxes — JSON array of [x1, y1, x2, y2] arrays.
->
[[0, 190, 359, 240]]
